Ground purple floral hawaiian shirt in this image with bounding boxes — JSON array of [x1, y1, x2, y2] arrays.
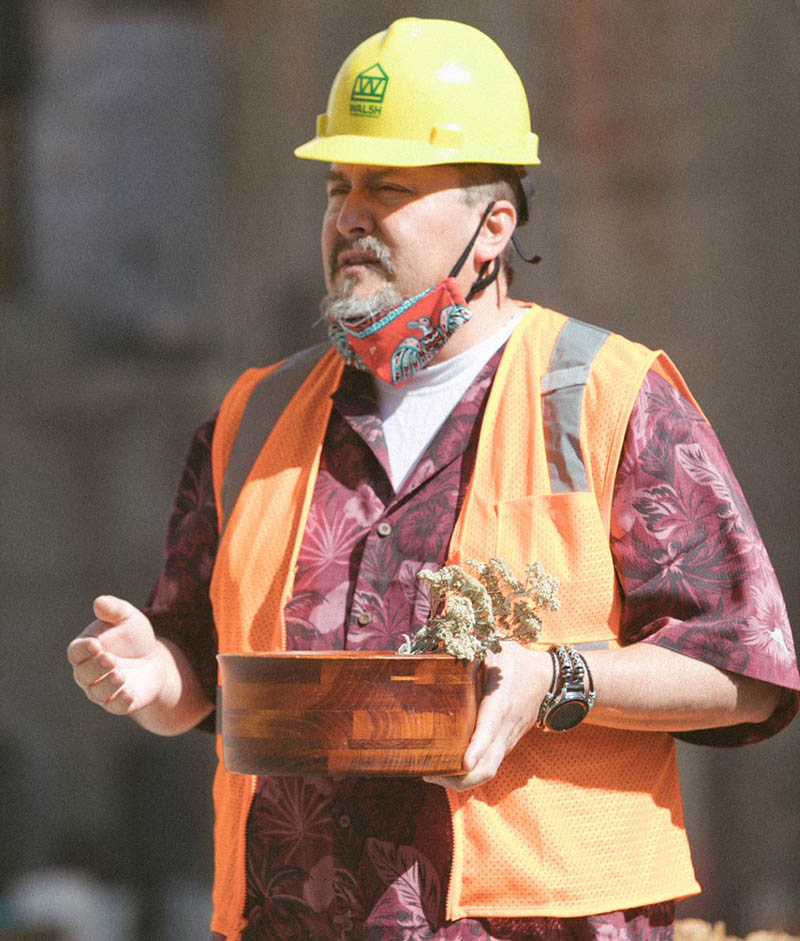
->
[[146, 348, 799, 941]]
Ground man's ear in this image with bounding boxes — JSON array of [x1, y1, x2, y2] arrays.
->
[[473, 200, 517, 267]]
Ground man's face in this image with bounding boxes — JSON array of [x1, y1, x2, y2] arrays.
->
[[321, 163, 480, 318]]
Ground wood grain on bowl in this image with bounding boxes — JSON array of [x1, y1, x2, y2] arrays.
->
[[218, 651, 480, 776]]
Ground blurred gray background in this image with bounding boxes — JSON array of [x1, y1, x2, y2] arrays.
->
[[1, 1, 798, 938]]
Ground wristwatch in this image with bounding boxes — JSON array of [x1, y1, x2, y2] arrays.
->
[[536, 645, 596, 732]]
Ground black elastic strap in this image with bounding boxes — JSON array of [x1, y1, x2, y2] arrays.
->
[[511, 229, 541, 265], [466, 258, 501, 302], [517, 173, 535, 224], [448, 200, 496, 280], [512, 174, 541, 264]]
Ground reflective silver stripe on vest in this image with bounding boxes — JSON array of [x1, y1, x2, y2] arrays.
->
[[573, 640, 611, 651], [541, 318, 610, 493], [221, 319, 608, 523], [220, 342, 329, 529]]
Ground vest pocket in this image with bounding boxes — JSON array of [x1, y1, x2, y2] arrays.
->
[[496, 492, 618, 647]]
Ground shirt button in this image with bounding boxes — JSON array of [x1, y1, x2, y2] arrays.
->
[[376, 521, 392, 537], [338, 813, 351, 829], [356, 612, 371, 626]]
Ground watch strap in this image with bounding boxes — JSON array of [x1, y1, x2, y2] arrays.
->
[[535, 644, 596, 732]]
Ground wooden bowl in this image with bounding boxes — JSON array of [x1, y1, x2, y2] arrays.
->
[[217, 651, 480, 776]]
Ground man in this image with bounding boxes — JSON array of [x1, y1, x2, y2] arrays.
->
[[68, 18, 799, 941]]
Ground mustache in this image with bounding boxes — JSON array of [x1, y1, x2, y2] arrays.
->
[[329, 236, 394, 278]]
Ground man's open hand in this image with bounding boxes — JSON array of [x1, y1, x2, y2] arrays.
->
[[67, 595, 168, 716]]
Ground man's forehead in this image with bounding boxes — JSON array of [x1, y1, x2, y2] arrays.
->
[[327, 164, 462, 185], [326, 165, 396, 183]]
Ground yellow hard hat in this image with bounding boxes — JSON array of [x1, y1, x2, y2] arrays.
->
[[294, 18, 540, 168]]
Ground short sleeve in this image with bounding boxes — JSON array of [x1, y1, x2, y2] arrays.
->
[[610, 371, 800, 746], [143, 413, 220, 732]]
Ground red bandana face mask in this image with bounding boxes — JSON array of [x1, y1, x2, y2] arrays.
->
[[326, 202, 500, 387], [327, 277, 472, 386]]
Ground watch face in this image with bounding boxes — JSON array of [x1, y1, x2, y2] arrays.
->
[[547, 698, 588, 732]]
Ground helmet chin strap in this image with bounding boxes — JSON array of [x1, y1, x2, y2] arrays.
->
[[447, 200, 502, 302], [511, 230, 541, 265], [445, 183, 541, 306], [511, 173, 541, 264], [466, 258, 501, 302]]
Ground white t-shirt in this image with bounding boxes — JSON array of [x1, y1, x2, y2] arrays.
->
[[375, 313, 524, 491]]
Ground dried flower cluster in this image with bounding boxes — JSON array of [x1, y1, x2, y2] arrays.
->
[[398, 557, 560, 661]]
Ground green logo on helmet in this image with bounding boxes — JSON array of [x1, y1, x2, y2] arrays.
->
[[350, 63, 388, 118]]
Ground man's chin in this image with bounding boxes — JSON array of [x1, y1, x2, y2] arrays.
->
[[320, 284, 403, 325], [333, 269, 388, 296]]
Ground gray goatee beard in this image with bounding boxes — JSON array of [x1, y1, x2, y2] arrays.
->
[[320, 283, 404, 326], [319, 236, 400, 326]]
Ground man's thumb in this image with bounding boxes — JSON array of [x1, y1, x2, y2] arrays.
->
[[93, 594, 138, 626]]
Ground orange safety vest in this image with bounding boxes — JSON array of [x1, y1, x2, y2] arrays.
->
[[208, 304, 702, 938]]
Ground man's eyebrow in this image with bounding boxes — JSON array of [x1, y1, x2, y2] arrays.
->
[[363, 168, 410, 184], [326, 168, 409, 187]]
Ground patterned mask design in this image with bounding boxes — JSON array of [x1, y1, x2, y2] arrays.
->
[[327, 277, 471, 386]]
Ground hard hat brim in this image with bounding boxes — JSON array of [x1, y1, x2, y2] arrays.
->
[[294, 133, 540, 168]]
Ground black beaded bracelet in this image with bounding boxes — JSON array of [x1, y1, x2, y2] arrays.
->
[[573, 648, 596, 708], [536, 648, 560, 727]]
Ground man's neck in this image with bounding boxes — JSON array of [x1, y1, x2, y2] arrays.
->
[[434, 288, 521, 363]]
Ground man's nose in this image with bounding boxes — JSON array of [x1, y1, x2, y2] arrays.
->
[[336, 190, 375, 239]]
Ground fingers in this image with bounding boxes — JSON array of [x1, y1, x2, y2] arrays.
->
[[66, 634, 102, 667], [424, 734, 507, 792], [84, 665, 123, 705], [92, 594, 139, 627], [67, 599, 130, 708], [442, 663, 515, 786], [68, 638, 113, 676], [425, 646, 551, 793], [66, 596, 139, 663], [67, 596, 160, 717], [423, 702, 509, 791], [84, 670, 136, 715], [68, 639, 116, 695], [75, 596, 154, 660], [462, 697, 505, 772], [68, 641, 138, 714], [65, 597, 126, 677]]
